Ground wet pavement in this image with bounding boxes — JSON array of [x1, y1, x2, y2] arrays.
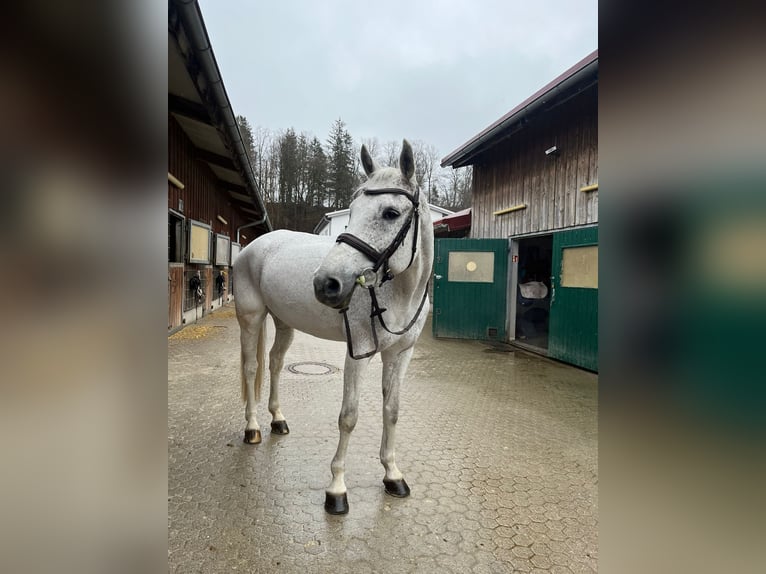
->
[[168, 304, 598, 573]]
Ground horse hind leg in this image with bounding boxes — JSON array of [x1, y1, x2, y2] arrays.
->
[[239, 311, 267, 444], [268, 315, 294, 435]]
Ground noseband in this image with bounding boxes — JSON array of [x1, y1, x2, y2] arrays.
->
[[334, 187, 429, 360]]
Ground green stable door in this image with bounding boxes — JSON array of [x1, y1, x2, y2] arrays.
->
[[549, 227, 598, 371], [432, 238, 508, 340]]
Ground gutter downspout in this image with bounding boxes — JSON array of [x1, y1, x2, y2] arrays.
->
[[173, 0, 273, 231], [237, 214, 269, 244], [312, 215, 330, 235]]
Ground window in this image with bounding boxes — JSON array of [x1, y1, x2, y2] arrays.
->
[[215, 234, 231, 266], [561, 245, 598, 288], [448, 251, 495, 283], [188, 220, 212, 264], [168, 210, 185, 263]]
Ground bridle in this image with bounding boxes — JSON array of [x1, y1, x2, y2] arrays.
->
[[336, 187, 421, 283], [334, 187, 429, 359]]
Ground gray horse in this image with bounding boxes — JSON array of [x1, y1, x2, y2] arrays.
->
[[233, 140, 433, 514]]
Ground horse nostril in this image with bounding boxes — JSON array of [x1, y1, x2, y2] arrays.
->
[[325, 277, 341, 296]]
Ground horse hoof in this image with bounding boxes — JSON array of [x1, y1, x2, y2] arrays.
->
[[243, 429, 262, 444], [383, 478, 411, 498], [270, 420, 290, 435], [324, 492, 349, 515]]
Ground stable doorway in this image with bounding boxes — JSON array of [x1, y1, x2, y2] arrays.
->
[[512, 234, 553, 351]]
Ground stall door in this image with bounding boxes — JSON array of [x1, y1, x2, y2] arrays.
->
[[432, 238, 508, 340], [549, 227, 598, 371]]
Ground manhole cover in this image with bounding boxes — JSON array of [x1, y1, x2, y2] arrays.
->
[[286, 361, 339, 376]]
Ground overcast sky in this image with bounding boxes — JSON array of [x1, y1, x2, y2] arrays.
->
[[197, 0, 597, 162]]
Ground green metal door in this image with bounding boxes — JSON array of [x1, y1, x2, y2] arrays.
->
[[432, 238, 508, 340], [549, 227, 598, 371]]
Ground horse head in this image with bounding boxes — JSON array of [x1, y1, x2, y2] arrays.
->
[[313, 139, 429, 310]]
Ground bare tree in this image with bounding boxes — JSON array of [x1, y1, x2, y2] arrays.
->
[[410, 140, 440, 203], [252, 126, 273, 202], [436, 165, 472, 211], [360, 137, 381, 169], [382, 140, 399, 168]]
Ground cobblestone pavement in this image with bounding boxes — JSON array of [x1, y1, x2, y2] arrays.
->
[[169, 304, 598, 573]]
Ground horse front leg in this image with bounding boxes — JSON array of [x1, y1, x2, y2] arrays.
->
[[267, 316, 294, 435], [379, 346, 414, 497], [324, 354, 370, 515]]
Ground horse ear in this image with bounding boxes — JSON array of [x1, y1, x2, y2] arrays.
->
[[361, 144, 376, 177], [399, 139, 415, 182]]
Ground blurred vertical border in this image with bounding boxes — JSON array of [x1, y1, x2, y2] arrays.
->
[[1, 1, 764, 573], [601, 1, 766, 572], [0, 2, 167, 573]]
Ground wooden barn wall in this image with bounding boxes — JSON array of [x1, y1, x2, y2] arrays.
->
[[470, 88, 598, 239], [168, 114, 257, 248]]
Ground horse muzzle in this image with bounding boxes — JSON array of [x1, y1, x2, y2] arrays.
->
[[313, 271, 357, 309]]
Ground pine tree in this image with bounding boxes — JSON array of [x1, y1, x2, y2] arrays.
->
[[326, 118, 358, 209], [236, 115, 255, 162], [307, 136, 327, 207]]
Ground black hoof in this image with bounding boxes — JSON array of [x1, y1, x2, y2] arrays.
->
[[270, 420, 290, 435], [324, 492, 349, 515], [243, 429, 262, 444], [383, 478, 411, 498]]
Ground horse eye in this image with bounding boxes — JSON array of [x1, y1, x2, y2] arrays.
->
[[382, 208, 401, 221]]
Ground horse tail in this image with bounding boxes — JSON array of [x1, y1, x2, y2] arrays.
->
[[241, 318, 266, 403]]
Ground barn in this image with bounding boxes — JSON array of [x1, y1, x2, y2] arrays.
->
[[168, 0, 272, 333], [436, 50, 598, 371]]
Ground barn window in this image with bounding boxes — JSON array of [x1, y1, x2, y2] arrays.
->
[[215, 234, 231, 266], [168, 210, 185, 263], [188, 220, 212, 264], [448, 251, 495, 283], [561, 245, 598, 288]]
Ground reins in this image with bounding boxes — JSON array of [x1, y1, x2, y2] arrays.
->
[[334, 186, 428, 360]]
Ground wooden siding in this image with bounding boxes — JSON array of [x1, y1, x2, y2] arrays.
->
[[168, 264, 184, 330], [168, 115, 258, 249], [470, 86, 597, 239], [202, 266, 213, 312]]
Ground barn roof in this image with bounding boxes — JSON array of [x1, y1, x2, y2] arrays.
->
[[433, 208, 471, 237], [168, 0, 272, 232], [441, 50, 598, 169]]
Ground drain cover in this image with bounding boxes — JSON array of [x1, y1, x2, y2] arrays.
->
[[286, 361, 339, 376]]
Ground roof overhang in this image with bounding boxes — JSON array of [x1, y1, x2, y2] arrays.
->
[[433, 208, 471, 236], [441, 50, 598, 169], [429, 204, 454, 217], [168, 0, 272, 232]]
